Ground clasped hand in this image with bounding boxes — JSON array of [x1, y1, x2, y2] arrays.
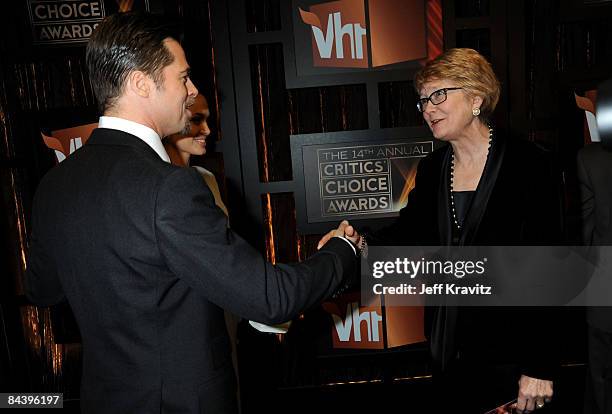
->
[[513, 375, 553, 413], [317, 220, 362, 250]]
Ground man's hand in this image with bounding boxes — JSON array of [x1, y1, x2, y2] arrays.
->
[[317, 220, 361, 250], [515, 375, 553, 413]]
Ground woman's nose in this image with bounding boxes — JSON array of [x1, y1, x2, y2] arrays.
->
[[423, 101, 437, 115], [200, 122, 210, 136]]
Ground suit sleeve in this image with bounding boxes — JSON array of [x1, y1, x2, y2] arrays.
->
[[155, 168, 357, 324], [25, 190, 65, 306], [577, 150, 595, 245]]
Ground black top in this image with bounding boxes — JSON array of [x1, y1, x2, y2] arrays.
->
[[452, 191, 474, 228]]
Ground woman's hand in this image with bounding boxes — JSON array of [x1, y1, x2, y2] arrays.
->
[[317, 220, 361, 250], [516, 375, 553, 413]]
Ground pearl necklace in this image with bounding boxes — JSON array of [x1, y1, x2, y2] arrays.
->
[[450, 126, 493, 230]]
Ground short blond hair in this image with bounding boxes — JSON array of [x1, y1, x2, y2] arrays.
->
[[414, 48, 500, 120]]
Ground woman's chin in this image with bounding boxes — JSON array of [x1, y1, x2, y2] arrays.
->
[[432, 131, 448, 141], [429, 124, 444, 139], [192, 140, 207, 155]]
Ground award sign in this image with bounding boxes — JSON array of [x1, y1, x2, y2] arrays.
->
[[292, 129, 434, 233]]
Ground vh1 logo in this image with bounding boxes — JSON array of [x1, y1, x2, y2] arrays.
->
[[322, 292, 426, 349], [297, 0, 427, 69], [41, 123, 97, 163], [323, 295, 384, 349]]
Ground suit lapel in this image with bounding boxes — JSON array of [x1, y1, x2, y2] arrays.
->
[[460, 133, 506, 245], [432, 147, 458, 372], [437, 146, 453, 245]]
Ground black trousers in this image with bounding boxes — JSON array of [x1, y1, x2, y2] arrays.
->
[[585, 325, 612, 414]]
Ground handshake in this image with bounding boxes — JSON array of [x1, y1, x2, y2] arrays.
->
[[317, 220, 363, 252], [250, 220, 363, 335]]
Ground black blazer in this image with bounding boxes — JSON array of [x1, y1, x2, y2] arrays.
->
[[25, 128, 357, 414], [373, 133, 562, 379], [578, 143, 612, 332], [376, 134, 562, 247]]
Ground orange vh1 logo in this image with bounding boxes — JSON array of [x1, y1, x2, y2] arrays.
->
[[299, 0, 368, 68], [41, 123, 97, 163], [323, 295, 384, 349], [298, 0, 427, 69], [322, 292, 426, 349]]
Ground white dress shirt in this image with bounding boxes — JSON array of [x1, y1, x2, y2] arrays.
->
[[98, 116, 170, 163]]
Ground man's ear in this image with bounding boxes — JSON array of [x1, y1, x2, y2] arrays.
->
[[127, 70, 151, 98]]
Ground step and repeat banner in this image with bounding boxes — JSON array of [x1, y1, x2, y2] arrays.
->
[[287, 0, 442, 354]]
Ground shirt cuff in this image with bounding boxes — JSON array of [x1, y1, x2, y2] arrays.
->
[[335, 236, 357, 256]]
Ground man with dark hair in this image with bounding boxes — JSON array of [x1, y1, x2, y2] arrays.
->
[[25, 12, 359, 413], [85, 12, 180, 114]]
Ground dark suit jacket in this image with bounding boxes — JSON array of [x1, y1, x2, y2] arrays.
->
[[25, 128, 357, 413], [373, 133, 562, 379], [578, 143, 612, 332]]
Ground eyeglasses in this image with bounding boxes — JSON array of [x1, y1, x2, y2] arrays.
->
[[416, 87, 463, 112]]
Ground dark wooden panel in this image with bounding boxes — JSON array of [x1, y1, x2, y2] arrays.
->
[[378, 81, 424, 129], [454, 0, 490, 17], [245, 0, 282, 33]]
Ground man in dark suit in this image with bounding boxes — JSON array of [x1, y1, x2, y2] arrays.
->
[[578, 142, 612, 414], [25, 12, 359, 414], [579, 78, 612, 414]]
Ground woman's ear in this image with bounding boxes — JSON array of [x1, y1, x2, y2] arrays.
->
[[472, 95, 484, 109]]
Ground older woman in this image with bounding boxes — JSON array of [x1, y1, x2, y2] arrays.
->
[[370, 49, 560, 412]]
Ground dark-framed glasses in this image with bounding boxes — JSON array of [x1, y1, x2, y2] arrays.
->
[[416, 87, 463, 112]]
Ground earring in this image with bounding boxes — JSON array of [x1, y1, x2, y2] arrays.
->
[[472, 108, 481, 116]]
